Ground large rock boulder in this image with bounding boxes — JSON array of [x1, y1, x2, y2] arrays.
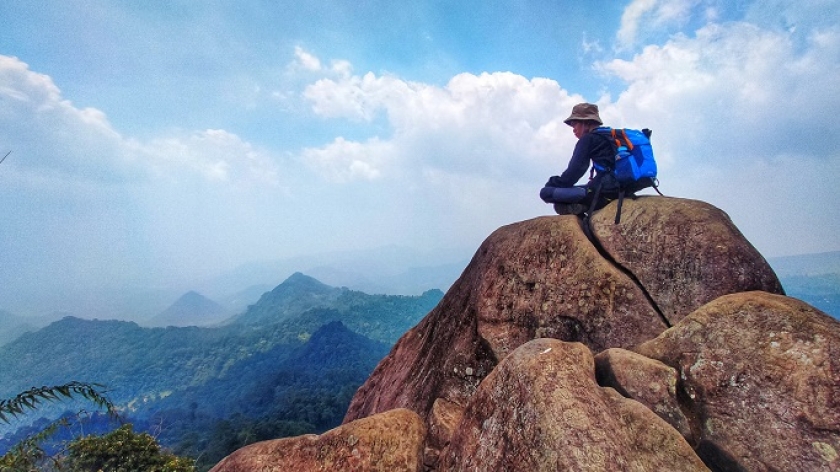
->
[[594, 347, 694, 442], [438, 338, 710, 471], [345, 214, 668, 426], [346, 197, 782, 432], [209, 408, 425, 472], [590, 197, 784, 325], [631, 291, 840, 471]]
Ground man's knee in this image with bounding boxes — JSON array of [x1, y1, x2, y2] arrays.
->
[[540, 186, 586, 203]]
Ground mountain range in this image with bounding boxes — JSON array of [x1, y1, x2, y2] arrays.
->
[[2, 249, 836, 349], [0, 244, 471, 322], [0, 273, 443, 469]]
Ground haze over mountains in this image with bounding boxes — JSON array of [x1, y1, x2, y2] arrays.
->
[[0, 245, 470, 321], [0, 248, 837, 348], [766, 250, 840, 319], [146, 291, 230, 327]]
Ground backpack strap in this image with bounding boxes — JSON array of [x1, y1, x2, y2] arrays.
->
[[618, 128, 633, 151], [614, 189, 626, 224]]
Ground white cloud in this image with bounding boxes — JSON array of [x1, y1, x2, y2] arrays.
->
[[599, 21, 840, 164], [301, 66, 583, 183], [294, 46, 322, 71], [0, 54, 292, 294], [617, 0, 703, 48], [146, 129, 280, 186], [294, 13, 839, 257], [0, 55, 282, 191], [3, 0, 839, 310], [0, 55, 129, 184], [301, 136, 390, 182], [596, 18, 840, 256], [618, 0, 660, 46], [330, 59, 353, 77]]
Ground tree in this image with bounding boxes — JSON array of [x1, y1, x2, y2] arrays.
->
[[0, 382, 195, 472], [64, 424, 194, 472], [0, 382, 116, 471]]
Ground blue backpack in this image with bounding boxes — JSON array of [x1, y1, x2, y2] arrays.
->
[[588, 127, 662, 223]]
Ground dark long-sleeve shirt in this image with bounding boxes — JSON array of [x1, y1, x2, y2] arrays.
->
[[554, 131, 616, 188]]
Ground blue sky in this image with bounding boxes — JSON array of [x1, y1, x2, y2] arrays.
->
[[2, 0, 839, 316]]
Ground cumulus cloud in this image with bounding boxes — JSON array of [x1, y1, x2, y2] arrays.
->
[[3, 0, 839, 307], [600, 21, 840, 165], [145, 129, 280, 186], [0, 55, 294, 303], [294, 46, 322, 71], [0, 55, 282, 191], [0, 55, 129, 185], [617, 0, 705, 48], [296, 24, 840, 192], [301, 68, 583, 183], [301, 136, 390, 182]]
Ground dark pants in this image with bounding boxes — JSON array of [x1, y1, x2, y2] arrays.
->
[[539, 185, 587, 204]]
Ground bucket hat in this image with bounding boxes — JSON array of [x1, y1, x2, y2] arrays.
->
[[564, 103, 603, 125]]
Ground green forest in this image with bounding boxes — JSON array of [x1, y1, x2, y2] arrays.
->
[[0, 273, 443, 471]]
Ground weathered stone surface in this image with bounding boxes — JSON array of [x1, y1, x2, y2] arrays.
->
[[424, 398, 465, 468], [595, 347, 693, 442], [209, 408, 425, 472], [345, 216, 666, 426], [438, 338, 709, 472], [634, 291, 840, 471], [589, 196, 784, 325]]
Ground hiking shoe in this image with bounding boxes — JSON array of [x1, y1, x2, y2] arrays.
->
[[553, 203, 586, 215]]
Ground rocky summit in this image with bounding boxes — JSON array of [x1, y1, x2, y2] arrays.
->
[[210, 196, 839, 472]]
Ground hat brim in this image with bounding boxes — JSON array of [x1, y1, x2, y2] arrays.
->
[[564, 117, 603, 126]]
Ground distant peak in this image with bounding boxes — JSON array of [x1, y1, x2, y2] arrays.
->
[[277, 272, 330, 290], [179, 290, 206, 300], [285, 272, 320, 283]]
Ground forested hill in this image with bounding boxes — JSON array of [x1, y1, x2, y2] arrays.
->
[[229, 272, 345, 326], [0, 273, 443, 405], [0, 273, 442, 469]]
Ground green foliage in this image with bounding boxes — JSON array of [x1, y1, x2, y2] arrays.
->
[[0, 417, 67, 471], [0, 285, 442, 407], [0, 277, 445, 471], [0, 383, 113, 471], [0, 383, 115, 424], [0, 384, 193, 472], [65, 424, 194, 472]]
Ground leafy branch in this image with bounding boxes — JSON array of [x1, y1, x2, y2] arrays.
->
[[0, 416, 70, 471], [0, 382, 116, 424]]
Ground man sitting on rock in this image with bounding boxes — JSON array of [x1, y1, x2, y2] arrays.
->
[[540, 102, 618, 215]]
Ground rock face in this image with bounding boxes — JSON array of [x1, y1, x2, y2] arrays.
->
[[595, 347, 694, 441], [438, 338, 710, 472], [631, 291, 840, 472], [345, 198, 782, 429], [590, 197, 784, 325], [345, 212, 669, 426], [209, 408, 425, 472], [212, 197, 834, 472]]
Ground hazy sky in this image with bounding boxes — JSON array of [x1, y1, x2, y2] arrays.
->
[[2, 0, 839, 315]]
